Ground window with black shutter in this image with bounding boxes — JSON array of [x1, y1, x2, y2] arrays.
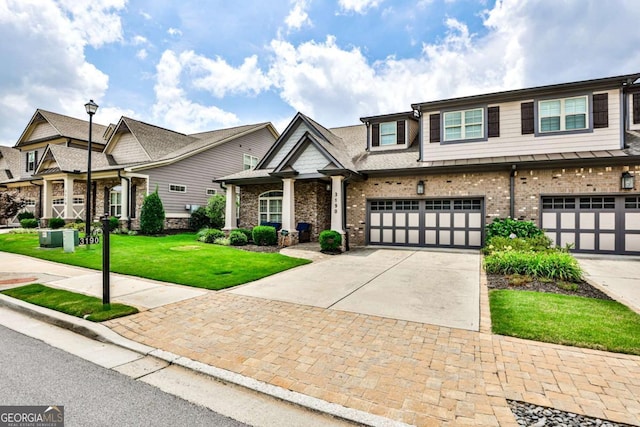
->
[[371, 123, 380, 147], [592, 93, 608, 128], [396, 120, 405, 145], [487, 106, 500, 138], [521, 102, 534, 134], [634, 93, 640, 124], [429, 113, 440, 143]]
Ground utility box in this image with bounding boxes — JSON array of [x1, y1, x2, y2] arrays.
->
[[39, 229, 79, 248], [62, 229, 76, 253]]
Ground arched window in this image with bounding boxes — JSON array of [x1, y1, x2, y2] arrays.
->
[[110, 185, 122, 217], [258, 190, 282, 224]]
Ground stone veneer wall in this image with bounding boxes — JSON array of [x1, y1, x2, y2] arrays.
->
[[346, 165, 640, 247], [239, 180, 331, 241], [14, 184, 42, 217]]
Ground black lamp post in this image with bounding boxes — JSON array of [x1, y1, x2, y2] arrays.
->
[[84, 100, 98, 241]]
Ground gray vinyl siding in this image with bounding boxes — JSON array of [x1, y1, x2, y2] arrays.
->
[[145, 127, 275, 215], [291, 144, 329, 173], [110, 133, 151, 164], [267, 122, 313, 168], [422, 89, 621, 161]]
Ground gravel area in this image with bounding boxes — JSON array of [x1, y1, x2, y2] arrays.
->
[[486, 274, 612, 300], [508, 400, 633, 427]]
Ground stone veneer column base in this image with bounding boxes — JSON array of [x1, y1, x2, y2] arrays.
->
[[278, 230, 299, 247]]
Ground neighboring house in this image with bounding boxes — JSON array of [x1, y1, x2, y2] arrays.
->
[[0, 109, 278, 229], [219, 73, 640, 255]]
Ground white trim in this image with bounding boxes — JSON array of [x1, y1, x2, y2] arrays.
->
[[243, 153, 259, 170], [538, 95, 588, 133], [443, 108, 484, 141], [206, 188, 217, 196], [165, 213, 191, 218]]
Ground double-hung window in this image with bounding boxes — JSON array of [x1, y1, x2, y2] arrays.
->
[[539, 96, 587, 133], [259, 190, 282, 224], [379, 122, 397, 146], [443, 108, 483, 141], [110, 186, 122, 217], [243, 154, 258, 170], [27, 152, 36, 171]]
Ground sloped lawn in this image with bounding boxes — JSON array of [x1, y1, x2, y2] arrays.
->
[[0, 232, 310, 290]]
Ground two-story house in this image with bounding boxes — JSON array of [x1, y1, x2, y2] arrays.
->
[[1, 109, 278, 229], [219, 73, 640, 255]]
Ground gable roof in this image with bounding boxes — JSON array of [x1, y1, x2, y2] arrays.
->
[[15, 109, 108, 148], [36, 145, 115, 175]]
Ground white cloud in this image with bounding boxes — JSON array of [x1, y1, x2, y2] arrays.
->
[[139, 10, 152, 20], [152, 50, 239, 133], [136, 49, 148, 60], [0, 0, 124, 145], [285, 0, 312, 31], [167, 27, 183, 37], [338, 0, 382, 14], [132, 35, 148, 46]]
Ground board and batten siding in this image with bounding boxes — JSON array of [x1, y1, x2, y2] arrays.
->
[[266, 121, 313, 168], [291, 144, 329, 173], [422, 89, 621, 162], [145, 127, 275, 215], [110, 133, 151, 164]]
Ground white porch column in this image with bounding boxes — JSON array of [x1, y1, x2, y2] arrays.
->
[[42, 179, 53, 219], [330, 175, 345, 234], [120, 177, 130, 220], [63, 176, 74, 219], [223, 184, 237, 231], [281, 178, 296, 231]]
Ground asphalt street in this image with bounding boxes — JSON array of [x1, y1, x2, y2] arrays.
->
[[0, 324, 247, 427]]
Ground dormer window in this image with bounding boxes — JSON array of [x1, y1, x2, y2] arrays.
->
[[371, 120, 406, 149], [379, 122, 397, 146]]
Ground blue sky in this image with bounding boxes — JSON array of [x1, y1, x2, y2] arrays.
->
[[1, 0, 640, 145]]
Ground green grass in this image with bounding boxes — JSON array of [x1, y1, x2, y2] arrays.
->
[[490, 290, 640, 355], [0, 233, 310, 290], [2, 284, 138, 322]]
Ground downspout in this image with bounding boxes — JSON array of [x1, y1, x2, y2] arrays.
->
[[117, 170, 132, 230], [30, 180, 43, 218], [510, 165, 516, 219]]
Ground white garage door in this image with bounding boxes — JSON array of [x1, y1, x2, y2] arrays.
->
[[368, 198, 484, 249], [541, 195, 640, 254]]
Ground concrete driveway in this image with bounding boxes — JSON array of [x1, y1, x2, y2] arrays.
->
[[577, 256, 640, 313], [230, 248, 481, 331]]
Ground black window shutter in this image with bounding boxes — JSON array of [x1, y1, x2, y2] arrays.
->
[[396, 120, 405, 145], [372, 123, 380, 147], [34, 151, 38, 170], [487, 106, 500, 138], [429, 114, 440, 143], [633, 93, 640, 124], [103, 187, 109, 216], [521, 102, 534, 134], [592, 93, 608, 128], [130, 185, 137, 218], [25, 153, 29, 172]]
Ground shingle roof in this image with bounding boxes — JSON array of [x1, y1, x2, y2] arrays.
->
[[0, 146, 21, 181], [118, 117, 195, 161], [40, 145, 115, 174], [15, 110, 108, 147]]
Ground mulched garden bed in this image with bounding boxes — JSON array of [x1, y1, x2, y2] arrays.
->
[[486, 274, 613, 300]]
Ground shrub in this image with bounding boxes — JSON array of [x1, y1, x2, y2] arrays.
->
[[319, 230, 342, 253], [64, 222, 84, 230], [0, 191, 25, 222], [109, 216, 120, 231], [205, 195, 226, 229], [189, 207, 211, 231], [17, 211, 35, 221], [236, 228, 253, 243], [19, 218, 38, 228], [48, 217, 65, 229], [483, 235, 553, 255], [486, 218, 543, 240], [197, 227, 225, 243], [483, 251, 582, 282], [140, 189, 165, 235], [229, 230, 248, 246], [252, 225, 277, 246], [9, 228, 39, 234], [214, 237, 230, 246]]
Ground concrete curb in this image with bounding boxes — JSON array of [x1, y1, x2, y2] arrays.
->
[[581, 276, 640, 316], [0, 295, 413, 427]]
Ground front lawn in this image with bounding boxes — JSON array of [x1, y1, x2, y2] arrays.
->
[[2, 283, 138, 322], [0, 232, 310, 290], [490, 289, 640, 355]]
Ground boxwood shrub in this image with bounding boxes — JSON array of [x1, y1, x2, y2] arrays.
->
[[235, 228, 253, 243], [486, 218, 543, 240], [252, 225, 277, 246], [229, 230, 248, 246], [17, 211, 35, 221], [19, 218, 38, 228], [319, 230, 342, 253], [48, 217, 65, 229], [196, 227, 225, 243]]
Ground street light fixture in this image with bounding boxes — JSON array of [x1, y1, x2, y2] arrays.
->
[[84, 100, 98, 241]]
